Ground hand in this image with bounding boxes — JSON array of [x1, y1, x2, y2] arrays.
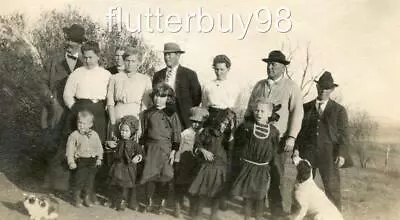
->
[[291, 149, 300, 165], [96, 159, 102, 167], [169, 150, 176, 165], [106, 141, 117, 149], [335, 156, 345, 168], [284, 137, 295, 152], [200, 148, 214, 161], [69, 162, 77, 170], [132, 155, 142, 164]]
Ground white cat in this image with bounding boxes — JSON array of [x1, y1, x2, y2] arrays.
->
[[23, 194, 59, 220]]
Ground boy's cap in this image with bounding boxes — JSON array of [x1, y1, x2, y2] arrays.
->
[[190, 107, 209, 122]]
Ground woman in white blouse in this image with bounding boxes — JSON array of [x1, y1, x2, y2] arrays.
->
[[201, 54, 240, 210], [63, 41, 111, 143], [106, 47, 152, 137], [202, 54, 239, 120]]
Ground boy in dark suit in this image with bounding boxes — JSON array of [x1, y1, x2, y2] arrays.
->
[[294, 71, 353, 211], [152, 42, 202, 129]]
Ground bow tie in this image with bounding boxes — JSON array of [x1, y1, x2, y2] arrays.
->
[[81, 130, 93, 138], [67, 54, 78, 60]]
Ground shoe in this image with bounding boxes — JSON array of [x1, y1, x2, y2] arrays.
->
[[72, 191, 83, 208], [83, 195, 93, 207], [219, 199, 228, 211], [103, 200, 111, 207], [157, 199, 167, 215], [128, 204, 139, 211], [117, 200, 127, 211], [91, 193, 99, 205], [144, 197, 154, 213]]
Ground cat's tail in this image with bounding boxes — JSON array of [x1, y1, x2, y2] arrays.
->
[[48, 212, 59, 219]]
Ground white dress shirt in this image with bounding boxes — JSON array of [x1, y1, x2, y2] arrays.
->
[[202, 78, 240, 109], [64, 66, 111, 109]]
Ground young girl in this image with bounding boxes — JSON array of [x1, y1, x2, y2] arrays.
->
[[231, 99, 281, 220], [140, 82, 181, 214], [107, 115, 143, 211], [173, 107, 209, 217], [66, 110, 103, 208], [189, 109, 235, 220]]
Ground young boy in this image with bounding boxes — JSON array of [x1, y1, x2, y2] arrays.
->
[[66, 110, 103, 207], [173, 107, 209, 217]]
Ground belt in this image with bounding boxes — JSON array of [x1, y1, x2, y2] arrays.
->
[[241, 158, 270, 166], [76, 98, 105, 104]]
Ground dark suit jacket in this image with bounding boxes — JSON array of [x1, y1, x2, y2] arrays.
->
[[296, 99, 353, 168], [152, 65, 202, 129], [41, 54, 83, 130]]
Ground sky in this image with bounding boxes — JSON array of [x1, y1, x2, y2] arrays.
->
[[2, 0, 400, 123]]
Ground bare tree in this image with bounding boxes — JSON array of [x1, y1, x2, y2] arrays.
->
[[281, 40, 325, 99]]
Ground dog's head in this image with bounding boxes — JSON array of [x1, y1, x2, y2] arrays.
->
[[293, 155, 313, 183]]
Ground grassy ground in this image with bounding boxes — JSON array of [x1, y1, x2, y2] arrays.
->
[[0, 130, 399, 220]]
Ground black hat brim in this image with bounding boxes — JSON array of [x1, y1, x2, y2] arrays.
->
[[262, 58, 290, 65], [314, 80, 339, 89]]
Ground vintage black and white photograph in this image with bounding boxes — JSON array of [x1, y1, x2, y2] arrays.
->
[[0, 0, 399, 219]]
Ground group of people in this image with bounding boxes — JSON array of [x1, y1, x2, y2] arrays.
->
[[39, 23, 353, 220]]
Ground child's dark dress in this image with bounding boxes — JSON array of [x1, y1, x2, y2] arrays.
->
[[108, 139, 143, 188], [188, 128, 228, 198], [140, 107, 181, 184], [231, 122, 280, 200]]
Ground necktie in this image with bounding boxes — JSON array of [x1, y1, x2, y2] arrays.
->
[[166, 68, 172, 82], [317, 102, 323, 116]]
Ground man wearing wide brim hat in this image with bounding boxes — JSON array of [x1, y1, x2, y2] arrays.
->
[[245, 50, 304, 217], [294, 71, 352, 211], [152, 42, 202, 130], [41, 24, 87, 192], [162, 42, 186, 54]]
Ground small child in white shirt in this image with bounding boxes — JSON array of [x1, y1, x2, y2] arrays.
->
[[66, 110, 103, 208]]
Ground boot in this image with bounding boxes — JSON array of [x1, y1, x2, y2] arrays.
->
[[158, 199, 167, 215], [117, 199, 127, 211], [210, 198, 220, 220], [73, 190, 83, 208], [128, 188, 138, 211], [243, 199, 252, 220], [255, 199, 265, 220], [83, 194, 93, 207], [144, 197, 154, 213], [193, 196, 205, 220], [174, 201, 182, 218], [189, 196, 198, 217], [219, 196, 228, 211]]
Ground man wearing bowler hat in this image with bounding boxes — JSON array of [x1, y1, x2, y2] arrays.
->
[[246, 50, 304, 217], [41, 24, 86, 191], [293, 71, 352, 211], [152, 42, 202, 129]]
